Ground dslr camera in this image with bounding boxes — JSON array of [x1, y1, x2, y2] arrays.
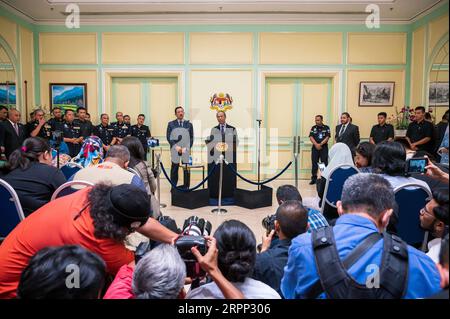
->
[[175, 216, 212, 279], [261, 214, 277, 236]]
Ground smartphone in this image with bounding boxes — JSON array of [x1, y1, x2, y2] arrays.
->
[[406, 157, 427, 174]]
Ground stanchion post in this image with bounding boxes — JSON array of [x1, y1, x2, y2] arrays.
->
[[293, 136, 299, 189], [212, 155, 227, 214], [156, 153, 167, 208]]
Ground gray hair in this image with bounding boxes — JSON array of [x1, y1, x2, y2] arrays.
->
[[341, 173, 396, 218], [105, 145, 130, 163], [132, 244, 186, 299]]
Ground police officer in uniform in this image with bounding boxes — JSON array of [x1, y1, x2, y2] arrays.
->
[[47, 107, 65, 133], [74, 107, 93, 138], [63, 109, 83, 157], [131, 114, 151, 160], [94, 113, 116, 154], [25, 109, 52, 140], [112, 111, 130, 144], [309, 115, 331, 185]]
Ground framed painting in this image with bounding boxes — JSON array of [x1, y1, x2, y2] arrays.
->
[[429, 82, 449, 107], [0, 82, 16, 108], [50, 83, 87, 112], [359, 81, 395, 106]]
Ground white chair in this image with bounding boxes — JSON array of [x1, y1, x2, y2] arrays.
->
[[0, 179, 25, 240], [51, 180, 95, 201], [321, 164, 359, 219]]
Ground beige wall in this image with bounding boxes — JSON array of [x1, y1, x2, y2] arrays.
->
[[0, 16, 34, 118], [410, 13, 449, 107], [39, 33, 97, 65], [347, 70, 405, 138], [20, 27, 34, 114], [260, 33, 342, 64]]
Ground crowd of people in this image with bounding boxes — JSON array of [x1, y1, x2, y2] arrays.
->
[[0, 103, 448, 300]]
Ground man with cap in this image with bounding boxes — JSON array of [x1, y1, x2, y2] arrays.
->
[[0, 183, 178, 299]]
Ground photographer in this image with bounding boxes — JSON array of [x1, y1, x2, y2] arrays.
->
[[104, 238, 244, 299], [253, 200, 309, 294], [0, 183, 178, 299], [186, 220, 280, 299], [1, 137, 66, 216], [419, 188, 449, 263]]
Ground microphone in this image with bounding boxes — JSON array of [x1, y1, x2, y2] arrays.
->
[[256, 119, 262, 124]]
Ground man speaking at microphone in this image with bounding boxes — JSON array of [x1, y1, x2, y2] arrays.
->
[[207, 111, 239, 202]]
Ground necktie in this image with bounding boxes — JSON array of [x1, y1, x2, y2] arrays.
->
[[339, 125, 346, 137], [179, 120, 182, 127], [221, 125, 225, 134], [13, 123, 19, 136]]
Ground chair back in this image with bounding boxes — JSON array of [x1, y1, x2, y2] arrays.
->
[[394, 183, 432, 248], [322, 165, 359, 212], [60, 162, 84, 180], [51, 180, 94, 201], [0, 179, 25, 239]]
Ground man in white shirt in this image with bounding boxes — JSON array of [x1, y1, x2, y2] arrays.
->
[[419, 188, 449, 263]]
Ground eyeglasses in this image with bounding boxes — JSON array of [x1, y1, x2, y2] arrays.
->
[[420, 207, 435, 219]]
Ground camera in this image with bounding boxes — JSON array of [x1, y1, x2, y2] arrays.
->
[[147, 138, 160, 148], [405, 157, 427, 175], [175, 216, 212, 279], [52, 130, 64, 147], [262, 214, 277, 235]]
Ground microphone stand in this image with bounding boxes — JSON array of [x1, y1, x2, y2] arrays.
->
[[256, 119, 262, 190], [212, 155, 227, 214]]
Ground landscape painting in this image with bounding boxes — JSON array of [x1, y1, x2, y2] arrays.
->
[[429, 82, 449, 106], [0, 83, 16, 108], [359, 82, 395, 106], [50, 83, 87, 112]]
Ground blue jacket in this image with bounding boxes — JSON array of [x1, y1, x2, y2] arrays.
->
[[281, 214, 441, 299]]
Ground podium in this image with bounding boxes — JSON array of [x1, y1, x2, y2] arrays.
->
[[206, 126, 238, 202]]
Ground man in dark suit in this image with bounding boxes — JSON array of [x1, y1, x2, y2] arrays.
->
[[0, 108, 27, 159], [166, 106, 194, 188], [335, 112, 360, 156], [207, 111, 239, 199]]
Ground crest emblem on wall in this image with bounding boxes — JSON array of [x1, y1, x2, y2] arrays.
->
[[210, 93, 233, 112]]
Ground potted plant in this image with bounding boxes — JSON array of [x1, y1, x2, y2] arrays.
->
[[388, 106, 414, 137]]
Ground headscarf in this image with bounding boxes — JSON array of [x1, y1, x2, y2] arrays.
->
[[72, 136, 104, 168], [322, 143, 355, 179]]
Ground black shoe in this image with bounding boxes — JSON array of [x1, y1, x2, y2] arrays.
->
[[309, 179, 316, 185]]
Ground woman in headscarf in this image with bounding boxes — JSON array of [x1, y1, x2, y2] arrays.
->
[[316, 143, 355, 222], [71, 136, 104, 168]]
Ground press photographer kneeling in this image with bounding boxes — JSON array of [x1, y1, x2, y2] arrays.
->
[[104, 216, 244, 299], [253, 200, 309, 294]]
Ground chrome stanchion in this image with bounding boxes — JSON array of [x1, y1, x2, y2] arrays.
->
[[212, 155, 227, 214], [156, 153, 167, 208]]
